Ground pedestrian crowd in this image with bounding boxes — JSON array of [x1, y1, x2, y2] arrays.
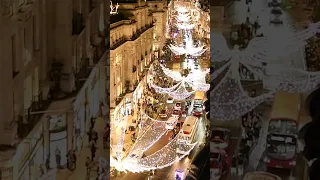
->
[[230, 88, 263, 177], [306, 37, 320, 71]]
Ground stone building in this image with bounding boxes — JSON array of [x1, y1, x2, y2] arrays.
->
[[0, 0, 109, 179], [109, 0, 167, 121]]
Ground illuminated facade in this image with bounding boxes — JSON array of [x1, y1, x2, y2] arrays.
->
[[0, 0, 109, 179], [110, 0, 167, 120]]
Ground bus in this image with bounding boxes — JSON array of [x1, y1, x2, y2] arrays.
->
[[243, 171, 282, 180], [178, 116, 199, 143], [264, 91, 300, 169], [193, 91, 205, 116]]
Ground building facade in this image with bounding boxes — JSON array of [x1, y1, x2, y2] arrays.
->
[[109, 0, 167, 121], [0, 0, 109, 179]]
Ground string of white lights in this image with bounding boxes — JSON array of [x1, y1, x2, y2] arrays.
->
[[177, 22, 195, 30], [160, 64, 184, 81], [151, 81, 182, 94], [127, 120, 168, 158], [168, 82, 195, 100], [176, 6, 188, 13], [210, 67, 274, 120], [125, 136, 197, 173]]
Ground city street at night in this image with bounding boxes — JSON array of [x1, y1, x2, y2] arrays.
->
[[110, 0, 210, 180], [211, 0, 319, 179]]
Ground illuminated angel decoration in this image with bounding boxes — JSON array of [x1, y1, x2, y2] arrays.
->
[[211, 21, 320, 120]]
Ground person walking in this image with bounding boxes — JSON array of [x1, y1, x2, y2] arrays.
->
[[85, 157, 91, 178], [45, 155, 50, 172], [55, 147, 61, 168], [231, 156, 238, 176], [93, 130, 98, 144], [72, 150, 77, 169], [91, 143, 97, 161], [238, 155, 244, 176], [87, 128, 93, 144]]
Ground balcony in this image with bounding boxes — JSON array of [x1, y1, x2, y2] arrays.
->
[[110, 37, 126, 50], [130, 24, 154, 41], [72, 12, 85, 35], [19, 92, 50, 138]]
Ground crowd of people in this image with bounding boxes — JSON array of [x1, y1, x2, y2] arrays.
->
[[305, 37, 320, 71], [229, 88, 262, 177]]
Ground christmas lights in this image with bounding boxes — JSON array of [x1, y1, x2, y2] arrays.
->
[[127, 136, 197, 173], [176, 22, 195, 30], [127, 120, 168, 158], [168, 82, 195, 100], [176, 6, 188, 13], [110, 0, 119, 15], [151, 81, 182, 94], [176, 13, 191, 22], [210, 68, 274, 120]]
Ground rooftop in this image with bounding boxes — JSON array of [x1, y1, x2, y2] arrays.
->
[[111, 12, 131, 24]]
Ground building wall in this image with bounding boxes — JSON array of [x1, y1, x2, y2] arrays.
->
[[0, 0, 109, 179], [110, 1, 158, 115]]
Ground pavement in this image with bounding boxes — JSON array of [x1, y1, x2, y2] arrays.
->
[[54, 117, 108, 180]]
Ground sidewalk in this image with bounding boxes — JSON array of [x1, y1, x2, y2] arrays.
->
[[55, 117, 108, 180]]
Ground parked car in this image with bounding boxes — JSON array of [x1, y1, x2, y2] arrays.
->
[[172, 109, 182, 118], [270, 7, 283, 24], [159, 109, 169, 118], [174, 102, 182, 110], [268, 0, 281, 7], [210, 128, 231, 152], [167, 97, 174, 103]]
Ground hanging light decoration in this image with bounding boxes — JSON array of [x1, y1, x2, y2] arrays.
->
[[176, 6, 188, 13], [168, 82, 195, 100], [110, 0, 119, 15], [151, 81, 182, 94], [176, 22, 195, 30], [211, 64, 274, 120]]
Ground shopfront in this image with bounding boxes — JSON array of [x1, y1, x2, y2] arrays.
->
[[48, 115, 67, 169]]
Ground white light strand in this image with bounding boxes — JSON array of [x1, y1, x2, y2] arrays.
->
[[176, 22, 195, 30], [176, 6, 188, 13], [126, 136, 197, 173], [126, 120, 168, 158], [151, 81, 182, 94], [160, 64, 184, 81], [210, 68, 274, 120], [168, 82, 195, 100], [211, 22, 320, 63], [169, 44, 207, 56], [110, 0, 119, 15]]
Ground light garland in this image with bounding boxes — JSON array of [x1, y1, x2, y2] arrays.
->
[[176, 22, 195, 30], [168, 82, 195, 100], [151, 81, 182, 94], [110, 0, 119, 15], [127, 120, 168, 158], [210, 68, 274, 120], [176, 13, 192, 23], [211, 22, 320, 63], [169, 44, 207, 56], [123, 136, 197, 173], [176, 6, 188, 13]]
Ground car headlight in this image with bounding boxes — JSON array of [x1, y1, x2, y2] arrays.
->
[[264, 157, 270, 163]]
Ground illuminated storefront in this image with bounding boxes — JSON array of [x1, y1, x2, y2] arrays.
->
[[48, 115, 67, 169]]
